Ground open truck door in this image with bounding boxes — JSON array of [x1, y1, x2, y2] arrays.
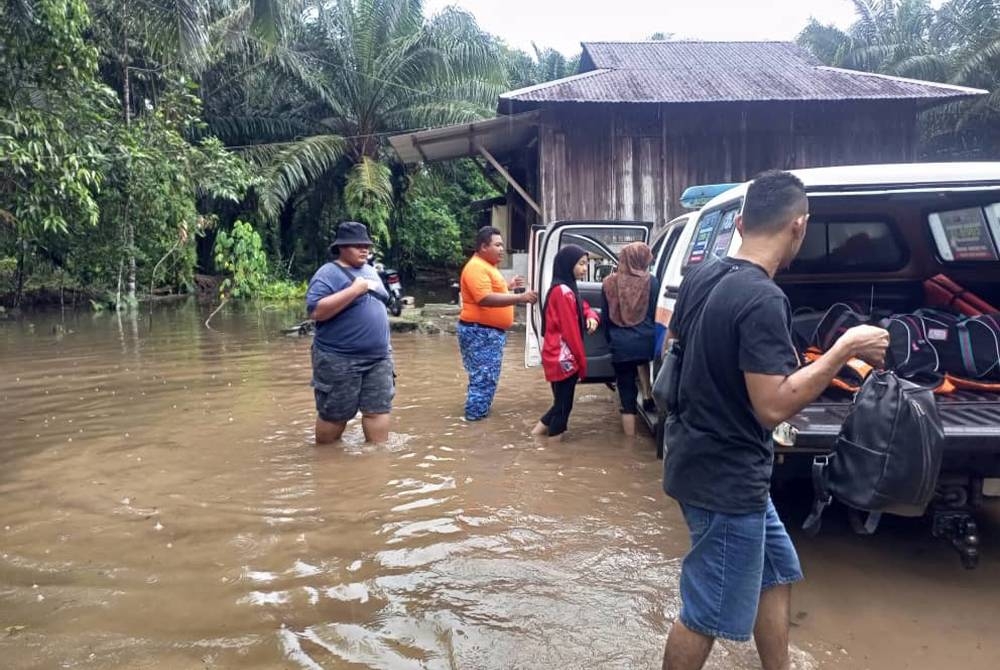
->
[[525, 220, 651, 381]]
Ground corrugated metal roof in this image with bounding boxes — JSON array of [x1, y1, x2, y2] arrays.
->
[[500, 41, 985, 105], [387, 111, 538, 164]]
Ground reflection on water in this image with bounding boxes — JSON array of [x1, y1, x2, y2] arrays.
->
[[1, 302, 998, 669]]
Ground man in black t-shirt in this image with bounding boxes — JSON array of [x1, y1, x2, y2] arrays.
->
[[661, 171, 889, 670]]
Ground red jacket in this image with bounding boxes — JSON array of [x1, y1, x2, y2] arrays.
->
[[542, 284, 599, 382]]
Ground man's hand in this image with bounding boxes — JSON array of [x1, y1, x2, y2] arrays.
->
[[352, 277, 370, 297], [838, 325, 890, 367], [508, 275, 526, 291], [586, 317, 598, 334], [520, 289, 538, 305]]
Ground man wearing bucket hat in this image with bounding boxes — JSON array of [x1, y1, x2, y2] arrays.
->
[[306, 221, 394, 444]]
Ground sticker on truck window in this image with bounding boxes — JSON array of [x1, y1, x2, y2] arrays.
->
[[685, 210, 722, 267], [710, 209, 738, 259], [929, 206, 999, 262]]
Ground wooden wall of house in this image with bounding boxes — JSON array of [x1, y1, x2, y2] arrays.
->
[[537, 102, 919, 224]]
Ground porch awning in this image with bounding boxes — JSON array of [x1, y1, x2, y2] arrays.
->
[[388, 111, 539, 164]]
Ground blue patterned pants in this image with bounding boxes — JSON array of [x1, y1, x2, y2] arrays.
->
[[457, 322, 507, 421]]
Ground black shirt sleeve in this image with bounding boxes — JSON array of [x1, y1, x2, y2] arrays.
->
[[737, 296, 800, 376]]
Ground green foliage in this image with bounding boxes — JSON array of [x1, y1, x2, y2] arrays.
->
[[345, 157, 392, 244], [798, 0, 1000, 158], [257, 279, 307, 300], [393, 160, 501, 275], [501, 41, 581, 89], [213, 219, 269, 298], [1, 0, 115, 236]]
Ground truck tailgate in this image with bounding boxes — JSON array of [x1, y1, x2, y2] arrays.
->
[[789, 390, 1000, 451]]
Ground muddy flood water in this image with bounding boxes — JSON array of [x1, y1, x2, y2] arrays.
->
[[2, 303, 999, 669]]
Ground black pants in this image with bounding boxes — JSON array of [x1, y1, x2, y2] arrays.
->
[[540, 375, 579, 436], [613, 361, 641, 414]]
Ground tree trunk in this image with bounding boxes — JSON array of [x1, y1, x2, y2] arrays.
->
[[122, 20, 136, 308], [12, 237, 26, 309], [126, 217, 137, 306]]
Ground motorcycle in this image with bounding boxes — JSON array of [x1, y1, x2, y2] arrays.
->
[[369, 254, 404, 316]]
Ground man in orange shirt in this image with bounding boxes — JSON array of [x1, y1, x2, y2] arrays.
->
[[458, 226, 538, 421]]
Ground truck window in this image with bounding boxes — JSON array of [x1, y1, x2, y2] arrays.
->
[[560, 226, 647, 282], [789, 220, 905, 272], [929, 203, 1000, 262]]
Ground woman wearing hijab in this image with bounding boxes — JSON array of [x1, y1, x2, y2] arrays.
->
[[532, 245, 600, 441], [602, 241, 660, 436]]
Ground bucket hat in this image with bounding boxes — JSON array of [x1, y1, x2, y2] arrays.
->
[[330, 221, 374, 247]]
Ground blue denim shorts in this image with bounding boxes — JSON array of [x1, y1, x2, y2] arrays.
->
[[678, 497, 803, 641]]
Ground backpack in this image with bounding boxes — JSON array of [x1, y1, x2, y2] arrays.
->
[[802, 370, 945, 536]]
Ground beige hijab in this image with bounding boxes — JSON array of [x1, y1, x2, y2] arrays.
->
[[603, 242, 653, 327]]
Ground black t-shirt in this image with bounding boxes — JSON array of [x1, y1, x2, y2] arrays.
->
[[663, 257, 799, 514]]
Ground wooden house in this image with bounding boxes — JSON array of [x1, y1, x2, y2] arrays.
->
[[390, 41, 984, 262]]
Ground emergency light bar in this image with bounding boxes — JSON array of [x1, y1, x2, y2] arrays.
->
[[680, 183, 740, 209]]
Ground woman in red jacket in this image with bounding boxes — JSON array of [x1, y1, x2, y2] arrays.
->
[[531, 244, 599, 441]]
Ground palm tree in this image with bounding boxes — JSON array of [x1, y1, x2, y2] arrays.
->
[[928, 0, 1000, 156], [798, 0, 950, 80], [209, 0, 507, 244], [797, 0, 1000, 159]]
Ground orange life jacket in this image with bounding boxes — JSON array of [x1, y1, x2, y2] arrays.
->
[[803, 347, 955, 395]]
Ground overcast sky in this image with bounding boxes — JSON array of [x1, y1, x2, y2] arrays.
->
[[423, 0, 867, 55]]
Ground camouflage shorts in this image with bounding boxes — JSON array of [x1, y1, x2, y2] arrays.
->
[[311, 347, 395, 422]]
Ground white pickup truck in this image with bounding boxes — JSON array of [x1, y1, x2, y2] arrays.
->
[[525, 162, 1000, 568]]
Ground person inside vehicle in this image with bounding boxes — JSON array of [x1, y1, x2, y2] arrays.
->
[[661, 171, 889, 670]]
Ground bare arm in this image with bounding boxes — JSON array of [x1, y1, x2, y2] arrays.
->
[[479, 291, 537, 307], [309, 277, 368, 322], [744, 325, 889, 429]]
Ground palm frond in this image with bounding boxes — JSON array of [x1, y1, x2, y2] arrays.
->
[[200, 114, 319, 142], [889, 52, 951, 81], [345, 156, 392, 205], [252, 134, 347, 219], [797, 19, 853, 65], [344, 156, 392, 242]]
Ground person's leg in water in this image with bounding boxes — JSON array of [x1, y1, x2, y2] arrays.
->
[[754, 584, 792, 670], [664, 502, 775, 670], [662, 620, 714, 670], [312, 349, 361, 445], [459, 325, 506, 420], [361, 413, 390, 443], [358, 357, 395, 444], [315, 417, 346, 444], [613, 360, 640, 435], [537, 376, 578, 442], [753, 497, 802, 670]]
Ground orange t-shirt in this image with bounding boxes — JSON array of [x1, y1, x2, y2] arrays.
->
[[459, 254, 514, 330]]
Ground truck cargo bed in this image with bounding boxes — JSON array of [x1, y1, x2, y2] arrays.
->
[[790, 390, 1000, 451]]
